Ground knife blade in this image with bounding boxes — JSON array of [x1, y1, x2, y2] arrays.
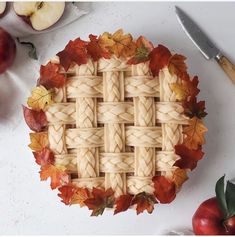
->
[[175, 6, 235, 84]]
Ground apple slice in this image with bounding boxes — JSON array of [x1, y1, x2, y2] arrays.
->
[[0, 2, 7, 18], [13, 2, 65, 31]]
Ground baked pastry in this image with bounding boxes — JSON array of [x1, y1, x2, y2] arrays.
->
[[23, 29, 207, 216]]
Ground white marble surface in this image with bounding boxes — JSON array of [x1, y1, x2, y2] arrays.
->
[[0, 2, 235, 235]]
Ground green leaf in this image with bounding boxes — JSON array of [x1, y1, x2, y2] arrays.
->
[[225, 180, 235, 217], [17, 38, 38, 60], [215, 175, 228, 217]]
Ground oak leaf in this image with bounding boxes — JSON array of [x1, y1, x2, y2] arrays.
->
[[183, 98, 207, 119], [40, 164, 69, 190], [114, 194, 133, 215], [23, 105, 47, 132], [33, 147, 55, 166], [57, 38, 88, 71], [183, 117, 208, 149], [171, 168, 189, 189], [168, 54, 187, 77], [127, 36, 154, 64], [28, 132, 48, 151], [86, 34, 111, 61], [84, 188, 114, 216], [27, 86, 53, 110], [38, 62, 66, 89], [152, 176, 176, 204], [174, 144, 204, 170], [131, 192, 157, 215], [149, 44, 172, 77]]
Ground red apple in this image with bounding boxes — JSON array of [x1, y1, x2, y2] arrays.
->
[[13, 2, 65, 31], [193, 176, 235, 235], [0, 27, 16, 74]]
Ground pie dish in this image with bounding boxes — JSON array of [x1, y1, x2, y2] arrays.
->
[[23, 29, 207, 216]]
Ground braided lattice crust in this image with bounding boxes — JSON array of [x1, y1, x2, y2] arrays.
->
[[45, 54, 189, 197]]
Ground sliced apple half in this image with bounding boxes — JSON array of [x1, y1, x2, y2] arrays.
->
[[13, 2, 65, 31], [0, 2, 7, 18]]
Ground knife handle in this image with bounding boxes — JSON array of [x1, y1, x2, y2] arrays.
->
[[216, 54, 235, 84]]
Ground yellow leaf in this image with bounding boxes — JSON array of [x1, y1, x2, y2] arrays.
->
[[172, 168, 188, 189], [171, 82, 188, 101], [71, 187, 90, 207], [183, 117, 208, 149], [99, 32, 115, 49], [27, 86, 53, 110], [28, 132, 48, 151]]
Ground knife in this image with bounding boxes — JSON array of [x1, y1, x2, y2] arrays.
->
[[175, 6, 235, 84]]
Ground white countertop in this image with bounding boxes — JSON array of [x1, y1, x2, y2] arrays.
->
[[1, 2, 235, 235]]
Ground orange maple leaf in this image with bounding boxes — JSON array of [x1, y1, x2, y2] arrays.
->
[[28, 132, 48, 151], [57, 38, 88, 71], [114, 194, 133, 215], [71, 187, 91, 207], [131, 192, 157, 215], [183, 117, 208, 149], [40, 164, 69, 190], [168, 54, 187, 77], [152, 176, 176, 204], [33, 147, 55, 166], [38, 62, 66, 89], [171, 168, 189, 189]]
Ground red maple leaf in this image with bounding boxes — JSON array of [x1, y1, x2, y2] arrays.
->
[[57, 38, 88, 71], [131, 192, 157, 215], [183, 97, 207, 119], [23, 105, 47, 132], [38, 62, 66, 89], [152, 176, 176, 204], [86, 34, 111, 61], [84, 188, 114, 216], [33, 147, 55, 166], [149, 44, 172, 77], [114, 194, 133, 215], [174, 144, 204, 170], [58, 184, 78, 205], [168, 54, 187, 77]]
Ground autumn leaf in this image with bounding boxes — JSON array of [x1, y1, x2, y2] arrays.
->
[[58, 184, 77, 205], [71, 187, 91, 207], [99, 29, 136, 58], [57, 38, 88, 71], [171, 75, 200, 101], [174, 144, 204, 170], [168, 54, 187, 77], [23, 105, 47, 132], [40, 164, 69, 190], [152, 176, 176, 204], [171, 168, 189, 189], [38, 62, 66, 89], [114, 194, 133, 215], [127, 36, 154, 64], [28, 132, 48, 151], [149, 44, 172, 77], [183, 117, 208, 149], [183, 97, 207, 119], [27, 86, 53, 111], [86, 34, 111, 61], [84, 188, 114, 216], [131, 192, 157, 215], [33, 147, 55, 166]]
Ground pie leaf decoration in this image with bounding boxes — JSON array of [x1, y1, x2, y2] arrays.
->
[[99, 29, 136, 58], [38, 62, 66, 89], [149, 44, 172, 77], [183, 117, 208, 150], [23, 105, 47, 132], [152, 176, 176, 204], [27, 86, 53, 110], [171, 168, 189, 189], [183, 98, 207, 119], [28, 132, 48, 151], [131, 192, 157, 215], [84, 188, 114, 216], [114, 194, 134, 215], [168, 54, 187, 77], [127, 36, 154, 64], [40, 164, 69, 190], [71, 187, 91, 207], [33, 147, 55, 166], [174, 144, 204, 170], [57, 38, 88, 71], [86, 34, 111, 61]]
